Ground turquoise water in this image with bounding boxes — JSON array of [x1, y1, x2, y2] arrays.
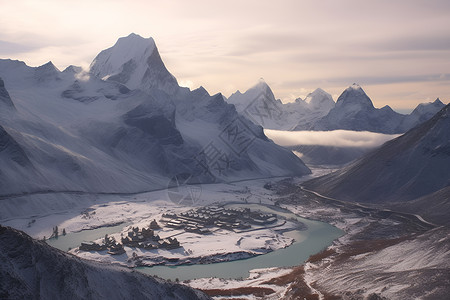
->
[[46, 223, 126, 251], [138, 204, 343, 280], [47, 204, 343, 281]]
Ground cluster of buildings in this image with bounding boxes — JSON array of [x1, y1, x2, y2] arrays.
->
[[161, 206, 277, 233], [121, 225, 180, 250], [79, 234, 125, 255], [78, 207, 278, 256], [79, 219, 180, 255]]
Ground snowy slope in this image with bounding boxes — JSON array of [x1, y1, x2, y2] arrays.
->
[[309, 227, 450, 299], [390, 186, 450, 226], [397, 98, 445, 132], [0, 225, 210, 300], [304, 104, 450, 205], [0, 34, 310, 196]]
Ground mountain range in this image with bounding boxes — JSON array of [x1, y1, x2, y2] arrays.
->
[[228, 81, 445, 134], [304, 103, 450, 225], [0, 33, 310, 196], [226, 80, 335, 130]]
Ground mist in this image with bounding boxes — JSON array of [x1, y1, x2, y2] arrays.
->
[[265, 129, 400, 148]]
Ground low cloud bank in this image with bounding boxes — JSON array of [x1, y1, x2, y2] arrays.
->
[[265, 129, 400, 148]]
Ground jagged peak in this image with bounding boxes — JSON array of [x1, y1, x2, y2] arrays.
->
[[89, 33, 156, 76], [305, 88, 333, 101], [63, 65, 83, 74], [252, 77, 271, 90], [304, 88, 335, 112], [336, 83, 374, 109], [192, 86, 210, 97], [114, 33, 156, 50], [412, 98, 446, 115], [380, 105, 395, 112], [89, 33, 179, 94], [311, 87, 328, 95], [433, 98, 444, 105], [36, 61, 60, 72]]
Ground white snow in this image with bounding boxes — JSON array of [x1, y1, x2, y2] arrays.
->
[[227, 81, 335, 131]]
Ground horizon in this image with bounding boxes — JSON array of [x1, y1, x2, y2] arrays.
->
[[1, 0, 449, 110]]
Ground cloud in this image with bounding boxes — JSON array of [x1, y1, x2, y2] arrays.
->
[[264, 129, 400, 148]]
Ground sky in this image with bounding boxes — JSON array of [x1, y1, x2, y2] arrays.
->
[[1, 0, 449, 111]]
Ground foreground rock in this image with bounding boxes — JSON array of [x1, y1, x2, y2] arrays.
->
[[0, 225, 210, 300]]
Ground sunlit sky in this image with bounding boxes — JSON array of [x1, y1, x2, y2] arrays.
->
[[1, 0, 449, 111]]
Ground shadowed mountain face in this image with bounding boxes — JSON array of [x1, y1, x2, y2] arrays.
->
[[0, 226, 210, 300], [0, 77, 15, 109], [304, 104, 450, 211], [0, 34, 310, 196]]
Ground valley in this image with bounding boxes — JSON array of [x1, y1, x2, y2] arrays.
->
[[2, 170, 447, 299], [1, 31, 449, 299]]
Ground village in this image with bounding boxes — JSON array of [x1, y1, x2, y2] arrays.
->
[[78, 205, 279, 256], [162, 206, 278, 233]]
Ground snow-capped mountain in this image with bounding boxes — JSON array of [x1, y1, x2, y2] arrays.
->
[[0, 225, 210, 300], [304, 88, 335, 112], [226, 80, 334, 130], [227, 81, 445, 135], [90, 33, 179, 95], [304, 104, 450, 222], [303, 84, 404, 133], [0, 34, 310, 196], [397, 98, 445, 132], [226, 79, 283, 128]]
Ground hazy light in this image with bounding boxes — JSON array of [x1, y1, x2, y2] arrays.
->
[[1, 0, 449, 110], [265, 129, 400, 148]]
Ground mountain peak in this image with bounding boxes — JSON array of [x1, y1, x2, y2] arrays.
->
[[63, 65, 83, 74], [305, 88, 335, 112], [336, 84, 374, 110], [89, 33, 178, 94], [350, 83, 361, 89], [36, 61, 60, 73], [411, 98, 446, 116], [253, 77, 271, 91], [434, 98, 444, 105], [34, 61, 60, 82], [90, 34, 156, 80]]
